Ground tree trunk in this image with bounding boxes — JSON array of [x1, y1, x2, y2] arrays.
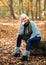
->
[[44, 0, 46, 10], [9, 0, 16, 19], [36, 0, 37, 20], [19, 0, 23, 14], [39, 0, 41, 20], [39, 41, 46, 53], [30, 0, 34, 20]]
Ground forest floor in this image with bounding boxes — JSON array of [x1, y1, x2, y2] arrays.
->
[[0, 17, 46, 65]]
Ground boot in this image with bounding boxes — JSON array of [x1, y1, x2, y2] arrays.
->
[[14, 53, 20, 57], [12, 47, 20, 57], [20, 50, 29, 61], [20, 56, 28, 61]]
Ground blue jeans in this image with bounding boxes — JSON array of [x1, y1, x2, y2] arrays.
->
[[16, 35, 41, 51]]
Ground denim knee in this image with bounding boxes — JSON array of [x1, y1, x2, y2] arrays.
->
[[26, 39, 31, 51]]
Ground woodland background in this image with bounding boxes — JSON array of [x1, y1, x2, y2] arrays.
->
[[0, 0, 46, 65]]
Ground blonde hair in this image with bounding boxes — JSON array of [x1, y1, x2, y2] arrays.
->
[[19, 13, 29, 22]]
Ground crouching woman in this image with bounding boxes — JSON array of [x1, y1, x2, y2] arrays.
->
[[12, 13, 41, 61]]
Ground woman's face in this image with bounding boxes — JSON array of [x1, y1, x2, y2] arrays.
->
[[21, 17, 28, 24]]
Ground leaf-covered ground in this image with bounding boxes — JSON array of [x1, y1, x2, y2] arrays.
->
[[0, 17, 46, 65]]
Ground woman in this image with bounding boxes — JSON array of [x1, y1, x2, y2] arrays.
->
[[12, 13, 41, 61]]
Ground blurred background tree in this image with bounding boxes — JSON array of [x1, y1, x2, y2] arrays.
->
[[0, 0, 46, 20], [8, 0, 16, 19]]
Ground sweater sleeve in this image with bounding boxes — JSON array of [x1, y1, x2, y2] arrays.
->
[[29, 21, 41, 39]]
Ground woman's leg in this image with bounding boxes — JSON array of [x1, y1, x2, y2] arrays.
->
[[12, 35, 23, 56], [26, 36, 41, 51], [21, 36, 41, 61]]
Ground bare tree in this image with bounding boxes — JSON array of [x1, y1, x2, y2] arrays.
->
[[44, 0, 46, 10], [19, 0, 23, 14], [0, 0, 16, 19], [39, 0, 41, 20], [36, 0, 37, 20], [36, 0, 41, 20], [8, 0, 16, 19], [30, 0, 34, 20]]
